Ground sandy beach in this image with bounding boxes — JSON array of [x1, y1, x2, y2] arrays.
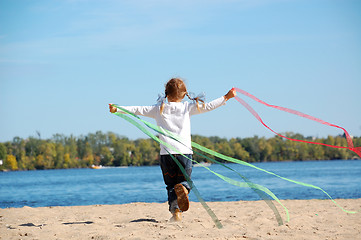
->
[[1, 199, 360, 240]]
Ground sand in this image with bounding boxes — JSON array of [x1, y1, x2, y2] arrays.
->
[[1, 199, 360, 240]]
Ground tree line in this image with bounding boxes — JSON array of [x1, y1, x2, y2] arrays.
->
[[0, 131, 360, 171]]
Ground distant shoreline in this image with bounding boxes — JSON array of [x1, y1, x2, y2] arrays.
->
[[1, 132, 360, 171], [1, 158, 360, 172]]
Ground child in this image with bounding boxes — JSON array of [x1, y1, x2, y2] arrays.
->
[[109, 78, 236, 221]]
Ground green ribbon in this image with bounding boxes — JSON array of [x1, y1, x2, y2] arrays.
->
[[111, 105, 359, 228], [113, 110, 223, 228], [112, 106, 287, 226]]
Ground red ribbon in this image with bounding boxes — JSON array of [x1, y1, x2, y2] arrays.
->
[[232, 87, 361, 158]]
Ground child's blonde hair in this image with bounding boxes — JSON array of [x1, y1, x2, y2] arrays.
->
[[160, 78, 204, 113]]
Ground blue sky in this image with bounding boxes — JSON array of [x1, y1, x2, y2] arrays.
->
[[1, 0, 360, 142]]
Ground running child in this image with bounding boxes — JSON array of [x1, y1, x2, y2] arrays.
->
[[109, 78, 236, 221]]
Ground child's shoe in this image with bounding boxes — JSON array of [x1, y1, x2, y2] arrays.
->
[[174, 184, 189, 212], [170, 209, 182, 222]]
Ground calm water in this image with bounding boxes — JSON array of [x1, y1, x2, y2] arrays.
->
[[1, 160, 360, 208]]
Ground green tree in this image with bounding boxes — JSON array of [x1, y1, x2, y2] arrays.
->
[[112, 138, 132, 166], [63, 153, 71, 168], [100, 146, 114, 166], [35, 154, 45, 169], [241, 136, 261, 162], [215, 140, 234, 160], [136, 139, 158, 165], [24, 156, 35, 170], [258, 137, 272, 162], [230, 139, 250, 161], [5, 154, 18, 170], [55, 143, 65, 168], [83, 142, 94, 167], [39, 142, 56, 169]]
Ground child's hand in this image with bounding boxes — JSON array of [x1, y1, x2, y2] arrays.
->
[[109, 104, 117, 113], [224, 88, 237, 101]]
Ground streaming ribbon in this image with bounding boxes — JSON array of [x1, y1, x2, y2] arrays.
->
[[232, 87, 361, 158], [112, 106, 287, 228], [110, 88, 360, 227]]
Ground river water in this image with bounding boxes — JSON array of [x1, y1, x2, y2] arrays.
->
[[1, 160, 360, 208]]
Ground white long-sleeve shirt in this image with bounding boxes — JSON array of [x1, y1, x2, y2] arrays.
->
[[118, 96, 226, 155]]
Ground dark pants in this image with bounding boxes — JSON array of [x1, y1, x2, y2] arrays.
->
[[160, 154, 192, 212]]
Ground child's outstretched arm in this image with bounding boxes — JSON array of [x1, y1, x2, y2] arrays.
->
[[190, 88, 237, 115], [224, 88, 237, 101], [108, 103, 158, 118]]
